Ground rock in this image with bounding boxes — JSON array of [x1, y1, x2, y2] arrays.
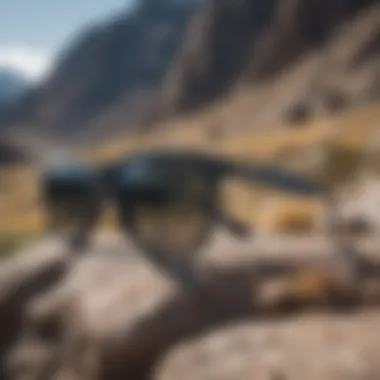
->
[[4, 234, 380, 380], [155, 311, 380, 380], [0, 239, 70, 379], [5, 250, 259, 380]]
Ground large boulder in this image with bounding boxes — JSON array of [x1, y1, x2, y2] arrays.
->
[[2, 234, 380, 380]]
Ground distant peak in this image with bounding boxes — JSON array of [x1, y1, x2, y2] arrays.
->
[[0, 47, 53, 83]]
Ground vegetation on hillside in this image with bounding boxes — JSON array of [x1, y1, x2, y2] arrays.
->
[[1, 102, 380, 236]]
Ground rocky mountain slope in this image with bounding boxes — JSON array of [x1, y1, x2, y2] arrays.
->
[[0, 69, 32, 164], [157, 0, 380, 124], [0, 0, 203, 142], [1, 0, 380, 144]]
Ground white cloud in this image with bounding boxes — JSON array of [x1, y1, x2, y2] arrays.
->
[[0, 46, 53, 82]]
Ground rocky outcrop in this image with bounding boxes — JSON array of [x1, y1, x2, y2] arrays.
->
[[157, 0, 380, 124], [3, 234, 380, 380]]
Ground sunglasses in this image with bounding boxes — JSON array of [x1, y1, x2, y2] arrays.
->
[[40, 149, 325, 287]]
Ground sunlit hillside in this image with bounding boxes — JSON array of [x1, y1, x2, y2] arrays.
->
[[1, 99, 380, 238]]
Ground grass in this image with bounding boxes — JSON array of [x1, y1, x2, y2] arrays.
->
[[1, 101, 380, 235], [0, 231, 38, 258]]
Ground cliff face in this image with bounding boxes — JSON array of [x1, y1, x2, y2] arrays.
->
[[156, 0, 279, 115], [157, 0, 380, 120], [245, 0, 377, 81]]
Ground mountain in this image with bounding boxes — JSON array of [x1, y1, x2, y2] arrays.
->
[[0, 137, 30, 164], [0, 68, 32, 165], [0, 0, 204, 143], [1, 0, 380, 145], [0, 68, 30, 108], [156, 0, 380, 124]]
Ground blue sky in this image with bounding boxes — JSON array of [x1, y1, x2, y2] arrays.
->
[[0, 0, 135, 81]]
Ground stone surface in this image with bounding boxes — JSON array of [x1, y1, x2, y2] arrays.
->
[[2, 233, 380, 380]]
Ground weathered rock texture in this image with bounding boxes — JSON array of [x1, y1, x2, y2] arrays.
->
[[157, 0, 380, 126], [2, 234, 380, 380]]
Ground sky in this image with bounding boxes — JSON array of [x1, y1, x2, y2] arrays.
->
[[0, 0, 136, 81]]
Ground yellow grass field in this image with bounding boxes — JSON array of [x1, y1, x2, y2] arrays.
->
[[1, 101, 380, 237]]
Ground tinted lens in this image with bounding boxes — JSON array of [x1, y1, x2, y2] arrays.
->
[[117, 183, 213, 255], [42, 171, 100, 234], [116, 162, 216, 254], [132, 201, 211, 253], [45, 192, 91, 231]]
